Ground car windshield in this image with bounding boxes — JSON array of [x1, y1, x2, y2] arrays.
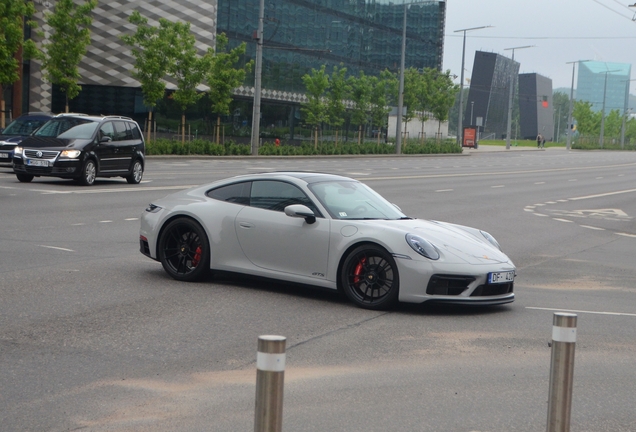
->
[[309, 180, 407, 220], [34, 118, 97, 139], [1, 118, 48, 136]]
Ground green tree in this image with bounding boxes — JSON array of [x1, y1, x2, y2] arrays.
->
[[301, 64, 329, 148], [39, 0, 97, 113], [429, 69, 459, 139], [0, 0, 37, 128], [369, 69, 397, 145], [121, 11, 174, 140], [603, 109, 622, 140], [572, 101, 601, 136], [164, 20, 207, 143], [205, 33, 252, 144], [401, 67, 422, 143], [326, 64, 349, 146], [552, 91, 570, 142], [348, 71, 373, 145]]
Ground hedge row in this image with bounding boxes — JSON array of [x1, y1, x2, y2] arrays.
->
[[145, 138, 462, 156]]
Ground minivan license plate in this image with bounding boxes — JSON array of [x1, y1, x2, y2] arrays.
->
[[488, 271, 514, 284], [27, 159, 49, 167]]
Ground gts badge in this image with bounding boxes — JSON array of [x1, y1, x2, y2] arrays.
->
[[312, 272, 325, 277]]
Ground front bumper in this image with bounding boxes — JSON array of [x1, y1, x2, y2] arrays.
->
[[13, 155, 81, 177]]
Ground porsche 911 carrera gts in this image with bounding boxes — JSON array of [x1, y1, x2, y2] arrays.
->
[[139, 172, 515, 310]]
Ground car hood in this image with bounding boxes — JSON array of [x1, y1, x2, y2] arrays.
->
[[0, 135, 29, 145], [19, 136, 89, 149], [359, 218, 512, 265]]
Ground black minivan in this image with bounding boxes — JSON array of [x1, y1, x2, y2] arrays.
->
[[12, 114, 145, 186]]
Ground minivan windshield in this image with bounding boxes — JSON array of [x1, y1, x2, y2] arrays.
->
[[34, 118, 97, 139], [1, 117, 48, 136]]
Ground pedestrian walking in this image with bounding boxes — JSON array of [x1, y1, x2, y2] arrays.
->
[[536, 134, 542, 148], [541, 136, 546, 149]]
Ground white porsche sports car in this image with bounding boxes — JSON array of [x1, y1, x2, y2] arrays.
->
[[139, 172, 515, 310]]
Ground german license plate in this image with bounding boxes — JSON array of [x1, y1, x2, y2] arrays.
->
[[488, 271, 514, 284], [0, 152, 9, 159], [27, 159, 49, 167]]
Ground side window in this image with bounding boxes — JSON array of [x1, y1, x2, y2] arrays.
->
[[206, 181, 251, 205], [113, 121, 128, 141], [129, 122, 142, 140], [250, 180, 318, 213], [99, 122, 115, 141]]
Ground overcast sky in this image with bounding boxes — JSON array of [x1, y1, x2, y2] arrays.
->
[[441, 0, 636, 95]]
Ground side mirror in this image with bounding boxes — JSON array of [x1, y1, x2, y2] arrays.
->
[[100, 135, 112, 143], [284, 204, 316, 224]]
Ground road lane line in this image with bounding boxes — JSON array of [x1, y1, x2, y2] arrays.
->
[[579, 225, 605, 230], [569, 188, 636, 201], [527, 307, 636, 317], [435, 189, 453, 192], [39, 245, 74, 252], [553, 218, 574, 223]]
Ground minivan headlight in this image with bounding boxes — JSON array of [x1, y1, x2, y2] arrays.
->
[[14, 146, 23, 156], [60, 149, 82, 158], [406, 233, 440, 260]]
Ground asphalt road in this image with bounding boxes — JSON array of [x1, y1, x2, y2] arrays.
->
[[1, 148, 635, 431]]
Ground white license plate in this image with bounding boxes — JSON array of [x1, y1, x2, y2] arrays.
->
[[0, 152, 9, 158], [27, 159, 49, 167], [488, 271, 514, 284]]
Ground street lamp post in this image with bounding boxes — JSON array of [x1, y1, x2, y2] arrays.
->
[[250, 0, 265, 156], [599, 69, 620, 149], [504, 45, 533, 150], [454, 25, 492, 147], [565, 60, 591, 150], [620, 78, 636, 149], [470, 101, 474, 126]]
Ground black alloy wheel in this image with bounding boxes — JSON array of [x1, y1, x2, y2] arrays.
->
[[340, 244, 399, 310], [77, 159, 96, 186], [126, 159, 143, 184], [158, 217, 210, 282], [16, 173, 34, 183]]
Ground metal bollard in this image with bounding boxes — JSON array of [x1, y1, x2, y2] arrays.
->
[[254, 335, 286, 432], [546, 313, 577, 432]]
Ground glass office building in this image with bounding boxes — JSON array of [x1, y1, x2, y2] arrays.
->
[[577, 61, 631, 115], [23, 0, 446, 130], [218, 0, 446, 94], [464, 51, 519, 140]]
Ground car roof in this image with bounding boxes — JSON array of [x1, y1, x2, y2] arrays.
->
[[16, 112, 54, 120], [52, 113, 136, 122], [231, 171, 356, 185]]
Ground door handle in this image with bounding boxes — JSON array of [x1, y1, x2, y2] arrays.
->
[[239, 222, 253, 229]]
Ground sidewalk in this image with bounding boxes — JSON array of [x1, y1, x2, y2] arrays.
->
[[463, 144, 567, 153]]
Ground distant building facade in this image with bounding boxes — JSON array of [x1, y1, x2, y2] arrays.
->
[[465, 51, 519, 140], [9, 0, 447, 133], [518, 73, 554, 141], [577, 61, 631, 115]]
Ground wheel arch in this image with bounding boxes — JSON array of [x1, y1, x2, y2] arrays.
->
[[335, 240, 394, 292], [154, 213, 211, 262]]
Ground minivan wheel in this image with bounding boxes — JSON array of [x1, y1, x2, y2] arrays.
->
[[16, 173, 34, 183], [77, 159, 96, 186], [126, 160, 143, 184]]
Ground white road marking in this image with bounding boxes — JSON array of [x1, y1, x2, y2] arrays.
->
[[524, 208, 534, 212], [435, 189, 454, 192], [616, 232, 636, 238], [100, 220, 112, 223], [569, 188, 636, 201], [580, 225, 605, 230], [568, 179, 578, 182], [535, 182, 545, 185], [553, 218, 574, 223], [491, 185, 505, 188], [71, 223, 85, 226], [527, 307, 636, 317], [38, 185, 198, 194], [533, 213, 549, 217], [39, 245, 74, 252], [545, 201, 557, 204], [125, 218, 139, 221], [534, 203, 546, 206]]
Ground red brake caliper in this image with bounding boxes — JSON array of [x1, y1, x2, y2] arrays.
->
[[353, 258, 366, 285], [192, 246, 202, 267]]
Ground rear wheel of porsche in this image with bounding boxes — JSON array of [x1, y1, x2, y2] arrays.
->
[[158, 217, 210, 282], [340, 244, 399, 310]]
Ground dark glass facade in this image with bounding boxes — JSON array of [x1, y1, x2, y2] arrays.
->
[[218, 0, 446, 93], [518, 73, 554, 141], [465, 51, 518, 140]]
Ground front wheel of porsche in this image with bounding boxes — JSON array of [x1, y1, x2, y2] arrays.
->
[[158, 217, 210, 282], [340, 244, 399, 310]]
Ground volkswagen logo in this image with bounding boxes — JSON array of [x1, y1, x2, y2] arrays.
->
[[36, 151, 43, 158]]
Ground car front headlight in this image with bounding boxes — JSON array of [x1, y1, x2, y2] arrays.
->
[[145, 204, 162, 213], [60, 149, 82, 158], [13, 146, 23, 156], [406, 233, 440, 260], [480, 230, 501, 250]]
